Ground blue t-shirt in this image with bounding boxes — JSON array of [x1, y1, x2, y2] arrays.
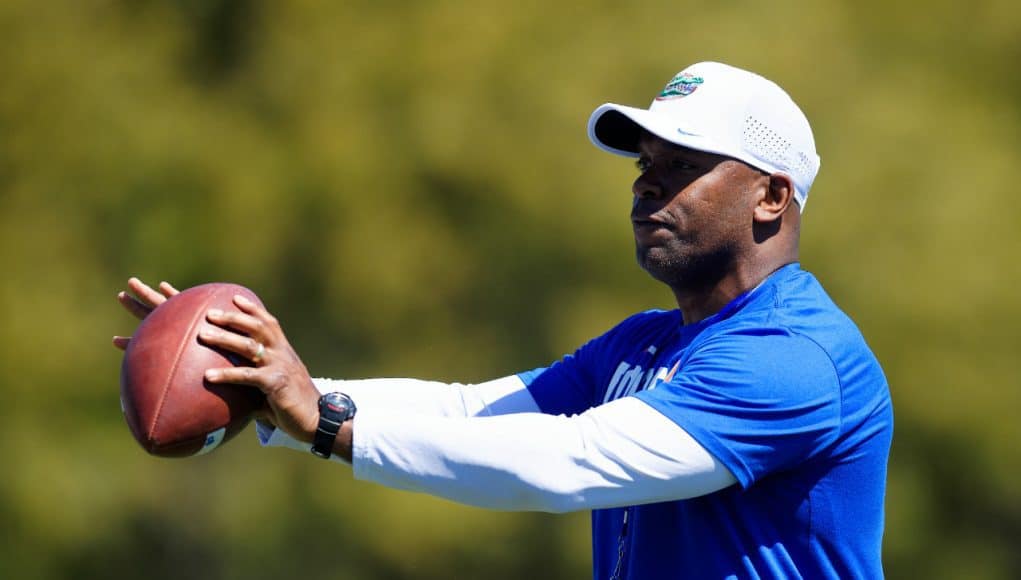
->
[[519, 264, 893, 579]]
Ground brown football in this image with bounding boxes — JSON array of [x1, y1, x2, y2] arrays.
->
[[120, 283, 267, 457]]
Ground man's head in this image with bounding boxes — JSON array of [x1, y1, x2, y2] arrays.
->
[[629, 132, 798, 291], [588, 61, 820, 210], [587, 62, 817, 294]]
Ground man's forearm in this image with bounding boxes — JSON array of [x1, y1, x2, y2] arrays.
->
[[317, 374, 541, 463], [314, 375, 539, 417], [257, 375, 540, 461], [350, 397, 736, 513]]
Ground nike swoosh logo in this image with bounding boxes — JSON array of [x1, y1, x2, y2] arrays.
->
[[677, 127, 701, 137]]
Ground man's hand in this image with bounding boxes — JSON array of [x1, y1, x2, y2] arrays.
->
[[114, 277, 346, 457], [113, 277, 179, 350], [199, 294, 321, 445]]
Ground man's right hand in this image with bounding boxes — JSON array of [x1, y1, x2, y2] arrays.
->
[[112, 277, 179, 351]]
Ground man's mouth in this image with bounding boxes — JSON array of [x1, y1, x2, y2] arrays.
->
[[631, 215, 671, 229]]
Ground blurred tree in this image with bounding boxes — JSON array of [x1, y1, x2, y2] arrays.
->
[[0, 0, 1019, 578]]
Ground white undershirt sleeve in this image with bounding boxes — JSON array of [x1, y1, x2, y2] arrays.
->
[[256, 375, 538, 454], [352, 396, 737, 513], [257, 375, 737, 512], [312, 375, 541, 417]]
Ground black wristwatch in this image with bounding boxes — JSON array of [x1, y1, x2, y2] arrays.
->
[[311, 392, 357, 459]]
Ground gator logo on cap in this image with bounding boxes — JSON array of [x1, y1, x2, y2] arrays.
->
[[656, 72, 704, 100]]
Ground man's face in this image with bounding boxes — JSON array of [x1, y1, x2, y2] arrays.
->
[[630, 133, 767, 290]]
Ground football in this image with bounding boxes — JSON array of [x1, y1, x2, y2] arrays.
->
[[120, 283, 267, 457]]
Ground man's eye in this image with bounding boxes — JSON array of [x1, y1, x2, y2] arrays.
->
[[636, 158, 651, 172]]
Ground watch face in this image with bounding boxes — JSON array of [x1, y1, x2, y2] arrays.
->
[[325, 401, 348, 413], [321, 392, 355, 419]]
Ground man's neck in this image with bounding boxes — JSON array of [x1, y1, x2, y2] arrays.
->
[[671, 259, 794, 325]]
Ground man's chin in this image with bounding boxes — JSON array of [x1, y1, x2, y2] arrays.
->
[[636, 247, 682, 283], [636, 246, 732, 291]]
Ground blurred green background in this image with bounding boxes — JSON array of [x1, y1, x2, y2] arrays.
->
[[1, 0, 1019, 578]]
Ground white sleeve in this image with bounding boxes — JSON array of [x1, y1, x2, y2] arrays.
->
[[256, 375, 539, 456], [312, 375, 540, 417], [352, 396, 737, 512]]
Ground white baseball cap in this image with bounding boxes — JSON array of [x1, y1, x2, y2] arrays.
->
[[588, 61, 820, 210]]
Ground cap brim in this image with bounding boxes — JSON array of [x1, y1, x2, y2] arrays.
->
[[587, 103, 730, 161], [588, 103, 810, 211], [588, 104, 649, 157]]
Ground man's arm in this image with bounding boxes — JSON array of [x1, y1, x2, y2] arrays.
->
[[257, 375, 540, 455], [199, 293, 736, 512], [313, 375, 540, 417], [329, 396, 736, 513]]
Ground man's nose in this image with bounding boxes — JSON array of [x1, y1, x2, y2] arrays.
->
[[632, 174, 662, 200]]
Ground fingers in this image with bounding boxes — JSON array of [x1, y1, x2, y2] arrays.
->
[[115, 277, 176, 351], [200, 300, 319, 442], [204, 365, 263, 387], [158, 281, 180, 298], [206, 295, 280, 343], [204, 363, 319, 441], [117, 291, 153, 320], [204, 365, 289, 395], [118, 277, 176, 321], [233, 294, 280, 330], [198, 327, 267, 365], [127, 277, 171, 309], [206, 308, 266, 341]]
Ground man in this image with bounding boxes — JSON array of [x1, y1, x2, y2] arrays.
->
[[116, 62, 893, 579]]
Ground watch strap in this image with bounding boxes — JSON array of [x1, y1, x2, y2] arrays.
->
[[311, 393, 355, 459]]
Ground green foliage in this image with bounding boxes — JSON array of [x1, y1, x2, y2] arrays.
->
[[1, 0, 1019, 578]]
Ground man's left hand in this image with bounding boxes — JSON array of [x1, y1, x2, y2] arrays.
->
[[200, 294, 320, 444]]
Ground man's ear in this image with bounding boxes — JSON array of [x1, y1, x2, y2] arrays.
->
[[753, 173, 795, 223]]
